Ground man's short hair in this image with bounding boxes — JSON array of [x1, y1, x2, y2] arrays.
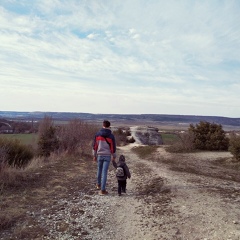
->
[[103, 120, 111, 128]]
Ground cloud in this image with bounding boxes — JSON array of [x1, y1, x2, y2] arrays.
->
[[0, 0, 240, 117]]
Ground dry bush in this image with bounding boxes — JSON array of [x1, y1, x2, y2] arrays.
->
[[0, 157, 47, 188], [0, 138, 34, 167], [57, 119, 98, 156], [113, 128, 130, 146], [131, 145, 159, 159], [23, 156, 45, 171], [229, 133, 240, 161], [166, 132, 195, 153], [38, 115, 54, 136], [0, 165, 25, 189], [0, 145, 8, 171]]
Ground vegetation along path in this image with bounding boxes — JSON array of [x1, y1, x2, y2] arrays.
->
[[1, 137, 240, 239]]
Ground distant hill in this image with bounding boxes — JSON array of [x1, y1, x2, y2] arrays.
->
[[0, 111, 240, 128]]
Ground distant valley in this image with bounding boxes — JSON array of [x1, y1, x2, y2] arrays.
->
[[1, 111, 240, 130]]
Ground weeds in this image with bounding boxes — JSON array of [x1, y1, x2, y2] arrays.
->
[[166, 132, 196, 153], [229, 132, 240, 161], [0, 138, 34, 167], [131, 145, 159, 159], [0, 153, 96, 238]]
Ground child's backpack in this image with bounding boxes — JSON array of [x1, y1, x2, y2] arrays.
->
[[116, 166, 125, 177]]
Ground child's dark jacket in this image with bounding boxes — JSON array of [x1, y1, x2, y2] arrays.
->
[[113, 159, 131, 181]]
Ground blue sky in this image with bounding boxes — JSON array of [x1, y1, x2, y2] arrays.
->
[[0, 0, 240, 117]]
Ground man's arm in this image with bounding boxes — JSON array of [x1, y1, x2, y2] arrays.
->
[[92, 135, 97, 161]]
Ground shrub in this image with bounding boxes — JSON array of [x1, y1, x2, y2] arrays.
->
[[166, 132, 195, 153], [0, 138, 34, 167], [57, 119, 98, 156], [131, 145, 158, 159], [127, 136, 136, 143], [229, 133, 240, 161], [37, 116, 59, 157], [189, 121, 229, 151], [113, 128, 129, 146]]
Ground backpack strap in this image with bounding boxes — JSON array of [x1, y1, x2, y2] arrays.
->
[[103, 136, 111, 147]]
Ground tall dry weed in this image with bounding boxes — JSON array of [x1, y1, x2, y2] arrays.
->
[[57, 119, 98, 156], [166, 132, 195, 153]]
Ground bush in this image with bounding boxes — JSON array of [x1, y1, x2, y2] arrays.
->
[[189, 121, 229, 151], [57, 119, 98, 156], [131, 145, 158, 159], [37, 116, 59, 157], [127, 136, 136, 143], [0, 138, 34, 167], [113, 128, 129, 146], [166, 132, 195, 153], [229, 133, 240, 161]]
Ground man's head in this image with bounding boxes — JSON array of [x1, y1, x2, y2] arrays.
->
[[103, 120, 111, 128]]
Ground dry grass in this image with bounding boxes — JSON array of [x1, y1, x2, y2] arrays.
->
[[0, 152, 96, 239], [131, 145, 159, 159]]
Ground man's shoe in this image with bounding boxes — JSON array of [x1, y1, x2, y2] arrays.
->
[[96, 184, 101, 190], [99, 190, 108, 195]]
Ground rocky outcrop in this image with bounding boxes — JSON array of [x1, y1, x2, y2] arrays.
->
[[130, 126, 163, 145]]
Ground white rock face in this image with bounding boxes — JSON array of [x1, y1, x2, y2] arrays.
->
[[130, 126, 163, 145]]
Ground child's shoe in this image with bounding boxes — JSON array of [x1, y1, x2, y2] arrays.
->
[[96, 184, 101, 190]]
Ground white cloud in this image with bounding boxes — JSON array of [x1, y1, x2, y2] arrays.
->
[[0, 0, 240, 117]]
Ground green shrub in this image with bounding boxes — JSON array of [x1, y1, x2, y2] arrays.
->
[[189, 121, 229, 151], [0, 138, 34, 167], [38, 126, 59, 157], [37, 116, 59, 157], [229, 133, 240, 161]]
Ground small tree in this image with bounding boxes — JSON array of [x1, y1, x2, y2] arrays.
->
[[37, 116, 59, 157], [57, 119, 98, 156], [189, 121, 229, 151], [229, 133, 240, 161]]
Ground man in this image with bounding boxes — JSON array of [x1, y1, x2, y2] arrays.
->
[[92, 120, 116, 195]]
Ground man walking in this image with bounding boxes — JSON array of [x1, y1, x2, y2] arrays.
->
[[92, 120, 116, 195]]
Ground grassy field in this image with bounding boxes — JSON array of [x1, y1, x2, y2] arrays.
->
[[161, 133, 179, 145], [0, 133, 38, 148]]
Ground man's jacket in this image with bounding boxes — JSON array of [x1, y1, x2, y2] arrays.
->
[[92, 128, 116, 158]]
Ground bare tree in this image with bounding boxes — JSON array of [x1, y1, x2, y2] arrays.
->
[[57, 119, 98, 156]]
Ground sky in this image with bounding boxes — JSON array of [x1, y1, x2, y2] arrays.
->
[[0, 0, 240, 118]]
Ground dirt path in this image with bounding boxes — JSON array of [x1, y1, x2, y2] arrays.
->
[[98, 144, 240, 240]]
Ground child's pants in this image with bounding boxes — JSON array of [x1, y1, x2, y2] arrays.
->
[[118, 180, 126, 194]]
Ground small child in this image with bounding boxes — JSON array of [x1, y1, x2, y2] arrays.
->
[[113, 155, 131, 196]]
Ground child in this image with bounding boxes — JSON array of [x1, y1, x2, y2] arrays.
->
[[113, 155, 131, 196]]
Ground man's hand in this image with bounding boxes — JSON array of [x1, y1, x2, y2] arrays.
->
[[93, 157, 97, 162]]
